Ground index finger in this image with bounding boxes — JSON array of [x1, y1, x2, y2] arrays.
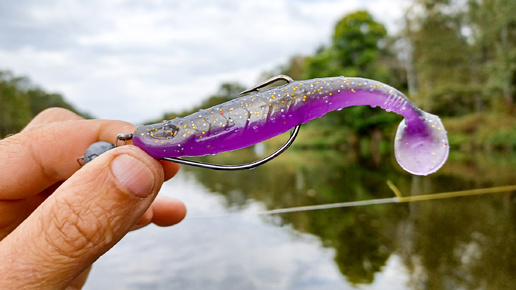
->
[[0, 118, 137, 199], [22, 107, 85, 131]]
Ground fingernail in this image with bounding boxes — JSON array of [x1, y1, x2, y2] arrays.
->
[[111, 155, 155, 198]]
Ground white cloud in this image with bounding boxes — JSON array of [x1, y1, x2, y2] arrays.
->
[[0, 0, 408, 123]]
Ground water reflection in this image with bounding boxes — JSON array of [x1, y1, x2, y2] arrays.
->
[[184, 147, 516, 289], [86, 171, 354, 289], [87, 146, 516, 289]]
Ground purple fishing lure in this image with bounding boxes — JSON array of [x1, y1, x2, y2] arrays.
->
[[133, 76, 449, 175]]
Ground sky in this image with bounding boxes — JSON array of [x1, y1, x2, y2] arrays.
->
[[0, 0, 409, 123]]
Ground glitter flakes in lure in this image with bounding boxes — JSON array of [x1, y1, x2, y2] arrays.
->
[[83, 76, 449, 176]]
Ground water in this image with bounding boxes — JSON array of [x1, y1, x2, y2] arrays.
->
[[85, 148, 516, 290]]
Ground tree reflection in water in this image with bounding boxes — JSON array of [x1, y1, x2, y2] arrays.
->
[[184, 147, 516, 289]]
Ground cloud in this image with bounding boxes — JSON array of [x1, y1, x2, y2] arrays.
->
[[0, 0, 408, 123]]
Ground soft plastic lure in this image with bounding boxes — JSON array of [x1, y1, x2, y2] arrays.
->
[[82, 76, 449, 176]]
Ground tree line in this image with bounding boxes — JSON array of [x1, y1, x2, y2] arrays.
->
[[0, 71, 89, 137], [168, 1, 516, 150], [161, 2, 515, 150], [2, 0, 514, 148]]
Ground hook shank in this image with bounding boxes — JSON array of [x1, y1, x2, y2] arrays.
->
[[162, 124, 300, 170]]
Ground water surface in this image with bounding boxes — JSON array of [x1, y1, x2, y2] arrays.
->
[[86, 148, 516, 289]]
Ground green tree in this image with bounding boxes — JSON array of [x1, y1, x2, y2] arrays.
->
[[403, 0, 476, 114], [468, 0, 516, 112], [0, 70, 88, 137], [303, 10, 398, 83], [332, 11, 388, 77], [26, 88, 78, 116], [301, 11, 402, 142], [278, 55, 306, 81], [0, 72, 32, 137], [401, 0, 516, 116]]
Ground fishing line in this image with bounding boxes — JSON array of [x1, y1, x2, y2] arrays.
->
[[388, 181, 516, 202], [186, 182, 516, 220]]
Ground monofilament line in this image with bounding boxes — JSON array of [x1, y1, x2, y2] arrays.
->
[[186, 182, 516, 220], [186, 197, 398, 219]]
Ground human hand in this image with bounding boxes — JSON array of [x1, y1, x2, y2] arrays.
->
[[0, 108, 186, 289]]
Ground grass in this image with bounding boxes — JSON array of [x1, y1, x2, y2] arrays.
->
[[443, 113, 516, 151]]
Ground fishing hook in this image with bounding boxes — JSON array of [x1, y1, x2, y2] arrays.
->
[[118, 75, 300, 170]]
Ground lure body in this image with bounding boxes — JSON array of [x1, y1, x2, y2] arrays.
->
[[133, 76, 449, 175]]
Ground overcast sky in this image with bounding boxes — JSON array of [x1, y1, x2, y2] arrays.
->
[[0, 0, 408, 123]]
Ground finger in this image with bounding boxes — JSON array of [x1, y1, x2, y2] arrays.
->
[[0, 119, 134, 199], [132, 206, 154, 230], [0, 195, 47, 240], [0, 117, 181, 199], [132, 196, 187, 230], [22, 107, 84, 131], [159, 160, 181, 181], [150, 196, 187, 227], [0, 182, 59, 241], [0, 146, 165, 289], [68, 265, 92, 290]]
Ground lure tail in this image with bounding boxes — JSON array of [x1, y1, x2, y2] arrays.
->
[[394, 112, 449, 175], [81, 76, 450, 176]]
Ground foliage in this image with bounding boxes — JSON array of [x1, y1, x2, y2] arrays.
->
[[402, 0, 516, 114], [182, 144, 516, 286], [443, 113, 516, 150], [332, 11, 388, 77], [0, 71, 89, 138], [406, 0, 473, 111], [293, 11, 404, 139], [5, 3, 514, 149], [303, 11, 396, 82], [159, 5, 516, 151], [468, 0, 516, 111]]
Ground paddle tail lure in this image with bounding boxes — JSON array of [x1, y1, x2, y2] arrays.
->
[[82, 76, 449, 176]]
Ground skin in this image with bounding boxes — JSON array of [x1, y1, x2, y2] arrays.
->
[[0, 108, 187, 289]]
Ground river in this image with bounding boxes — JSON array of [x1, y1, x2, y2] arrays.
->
[[85, 146, 516, 290]]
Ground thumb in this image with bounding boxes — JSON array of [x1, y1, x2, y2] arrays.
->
[[0, 146, 164, 289]]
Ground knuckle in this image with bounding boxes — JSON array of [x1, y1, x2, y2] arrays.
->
[[37, 107, 76, 118], [38, 107, 67, 115], [43, 194, 116, 259]]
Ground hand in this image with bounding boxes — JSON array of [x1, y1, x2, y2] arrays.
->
[[0, 108, 186, 289]]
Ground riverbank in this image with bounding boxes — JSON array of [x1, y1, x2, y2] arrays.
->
[[443, 113, 516, 151], [263, 113, 516, 155]]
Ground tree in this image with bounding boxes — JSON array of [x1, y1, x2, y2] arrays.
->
[[303, 10, 398, 83], [0, 70, 88, 137], [402, 0, 476, 114], [401, 0, 516, 115], [0, 72, 32, 137], [468, 0, 516, 112], [302, 11, 402, 134], [332, 11, 388, 77]]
